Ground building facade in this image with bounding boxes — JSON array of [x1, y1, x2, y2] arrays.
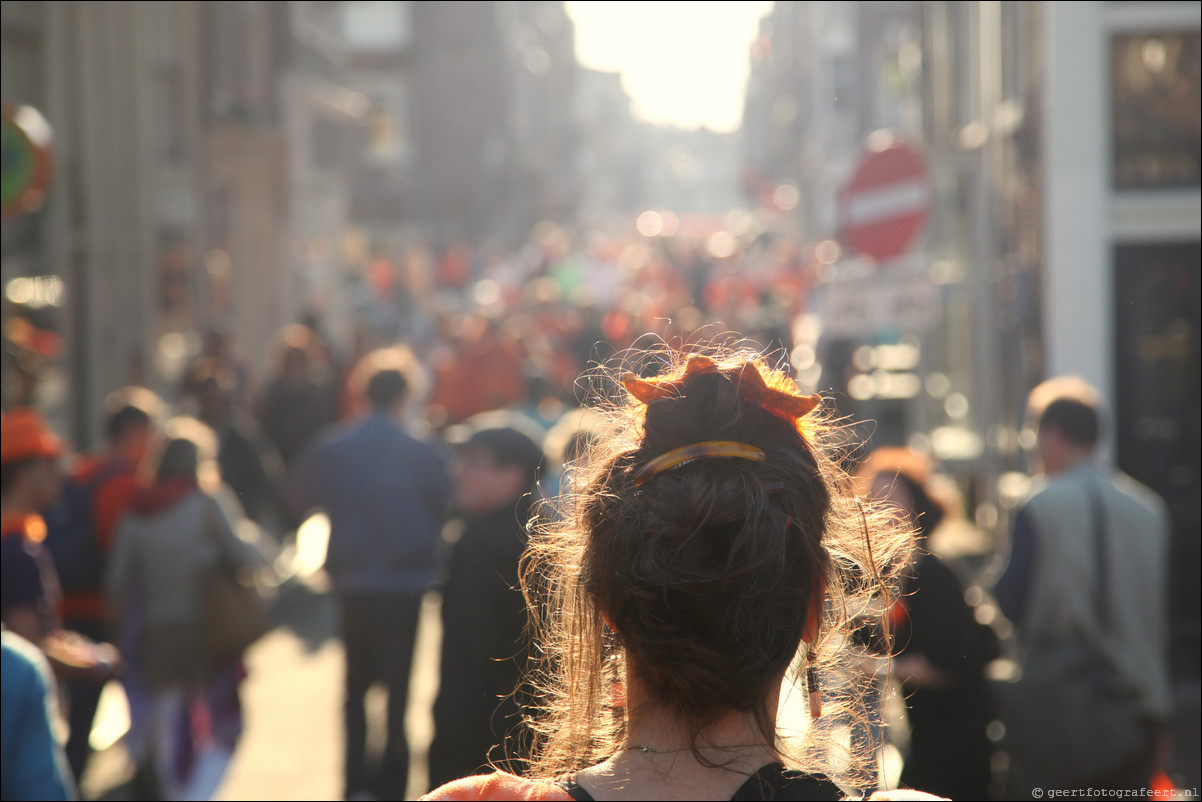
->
[[743, 2, 1199, 782], [0, 1, 370, 445], [1039, 0, 1200, 697]]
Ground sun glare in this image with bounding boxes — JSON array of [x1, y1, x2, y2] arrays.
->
[[565, 1, 775, 133]]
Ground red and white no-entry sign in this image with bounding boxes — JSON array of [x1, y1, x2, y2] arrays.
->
[[838, 142, 932, 263]]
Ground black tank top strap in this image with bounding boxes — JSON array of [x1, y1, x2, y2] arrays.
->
[[730, 763, 843, 801], [554, 764, 841, 801], [554, 775, 595, 801]]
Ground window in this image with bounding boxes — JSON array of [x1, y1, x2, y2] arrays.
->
[[1111, 31, 1201, 190]]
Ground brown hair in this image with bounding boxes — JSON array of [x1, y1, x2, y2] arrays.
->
[[271, 324, 314, 373], [519, 346, 914, 784], [1039, 398, 1100, 448], [346, 346, 424, 415], [149, 417, 220, 493], [102, 386, 162, 442], [1023, 374, 1101, 445], [858, 447, 948, 539]]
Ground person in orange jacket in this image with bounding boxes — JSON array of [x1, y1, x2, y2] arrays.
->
[[54, 388, 161, 783]]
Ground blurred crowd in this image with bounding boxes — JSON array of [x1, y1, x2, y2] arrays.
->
[[337, 224, 814, 423], [0, 225, 1184, 802]]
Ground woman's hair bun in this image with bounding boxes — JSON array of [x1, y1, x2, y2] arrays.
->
[[521, 346, 915, 783]]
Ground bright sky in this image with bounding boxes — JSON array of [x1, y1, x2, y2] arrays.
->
[[565, 1, 775, 133]]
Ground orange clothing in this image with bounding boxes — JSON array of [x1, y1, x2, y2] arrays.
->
[[59, 455, 142, 621], [0, 407, 62, 463], [421, 772, 572, 802], [71, 455, 142, 551], [430, 335, 527, 424]]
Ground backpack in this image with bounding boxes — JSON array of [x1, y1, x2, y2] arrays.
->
[[43, 460, 126, 593]]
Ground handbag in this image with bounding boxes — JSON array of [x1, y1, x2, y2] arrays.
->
[[999, 479, 1147, 793], [199, 496, 270, 663]]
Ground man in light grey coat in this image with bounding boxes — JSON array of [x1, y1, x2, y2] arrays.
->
[[996, 377, 1172, 794]]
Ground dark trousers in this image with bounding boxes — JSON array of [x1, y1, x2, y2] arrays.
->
[[338, 592, 423, 800], [63, 618, 109, 784]]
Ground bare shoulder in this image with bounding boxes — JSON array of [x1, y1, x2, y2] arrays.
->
[[421, 771, 573, 802], [865, 791, 949, 801]]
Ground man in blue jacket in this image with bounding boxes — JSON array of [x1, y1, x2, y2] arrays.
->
[[287, 348, 451, 801]]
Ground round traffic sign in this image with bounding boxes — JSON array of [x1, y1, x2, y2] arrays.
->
[[838, 142, 931, 263], [2, 103, 54, 220]]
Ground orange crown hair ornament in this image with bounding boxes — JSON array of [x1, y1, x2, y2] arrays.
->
[[622, 354, 821, 430], [622, 355, 822, 486]]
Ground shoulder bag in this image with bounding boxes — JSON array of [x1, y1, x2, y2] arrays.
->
[[999, 478, 1147, 793], [199, 496, 271, 663]]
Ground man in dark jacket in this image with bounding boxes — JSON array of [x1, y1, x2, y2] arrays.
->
[[427, 416, 545, 788], [286, 348, 451, 801]]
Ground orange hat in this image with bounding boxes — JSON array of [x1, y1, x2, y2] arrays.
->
[[0, 407, 63, 465]]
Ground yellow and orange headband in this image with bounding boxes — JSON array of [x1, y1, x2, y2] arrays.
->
[[622, 355, 821, 486]]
